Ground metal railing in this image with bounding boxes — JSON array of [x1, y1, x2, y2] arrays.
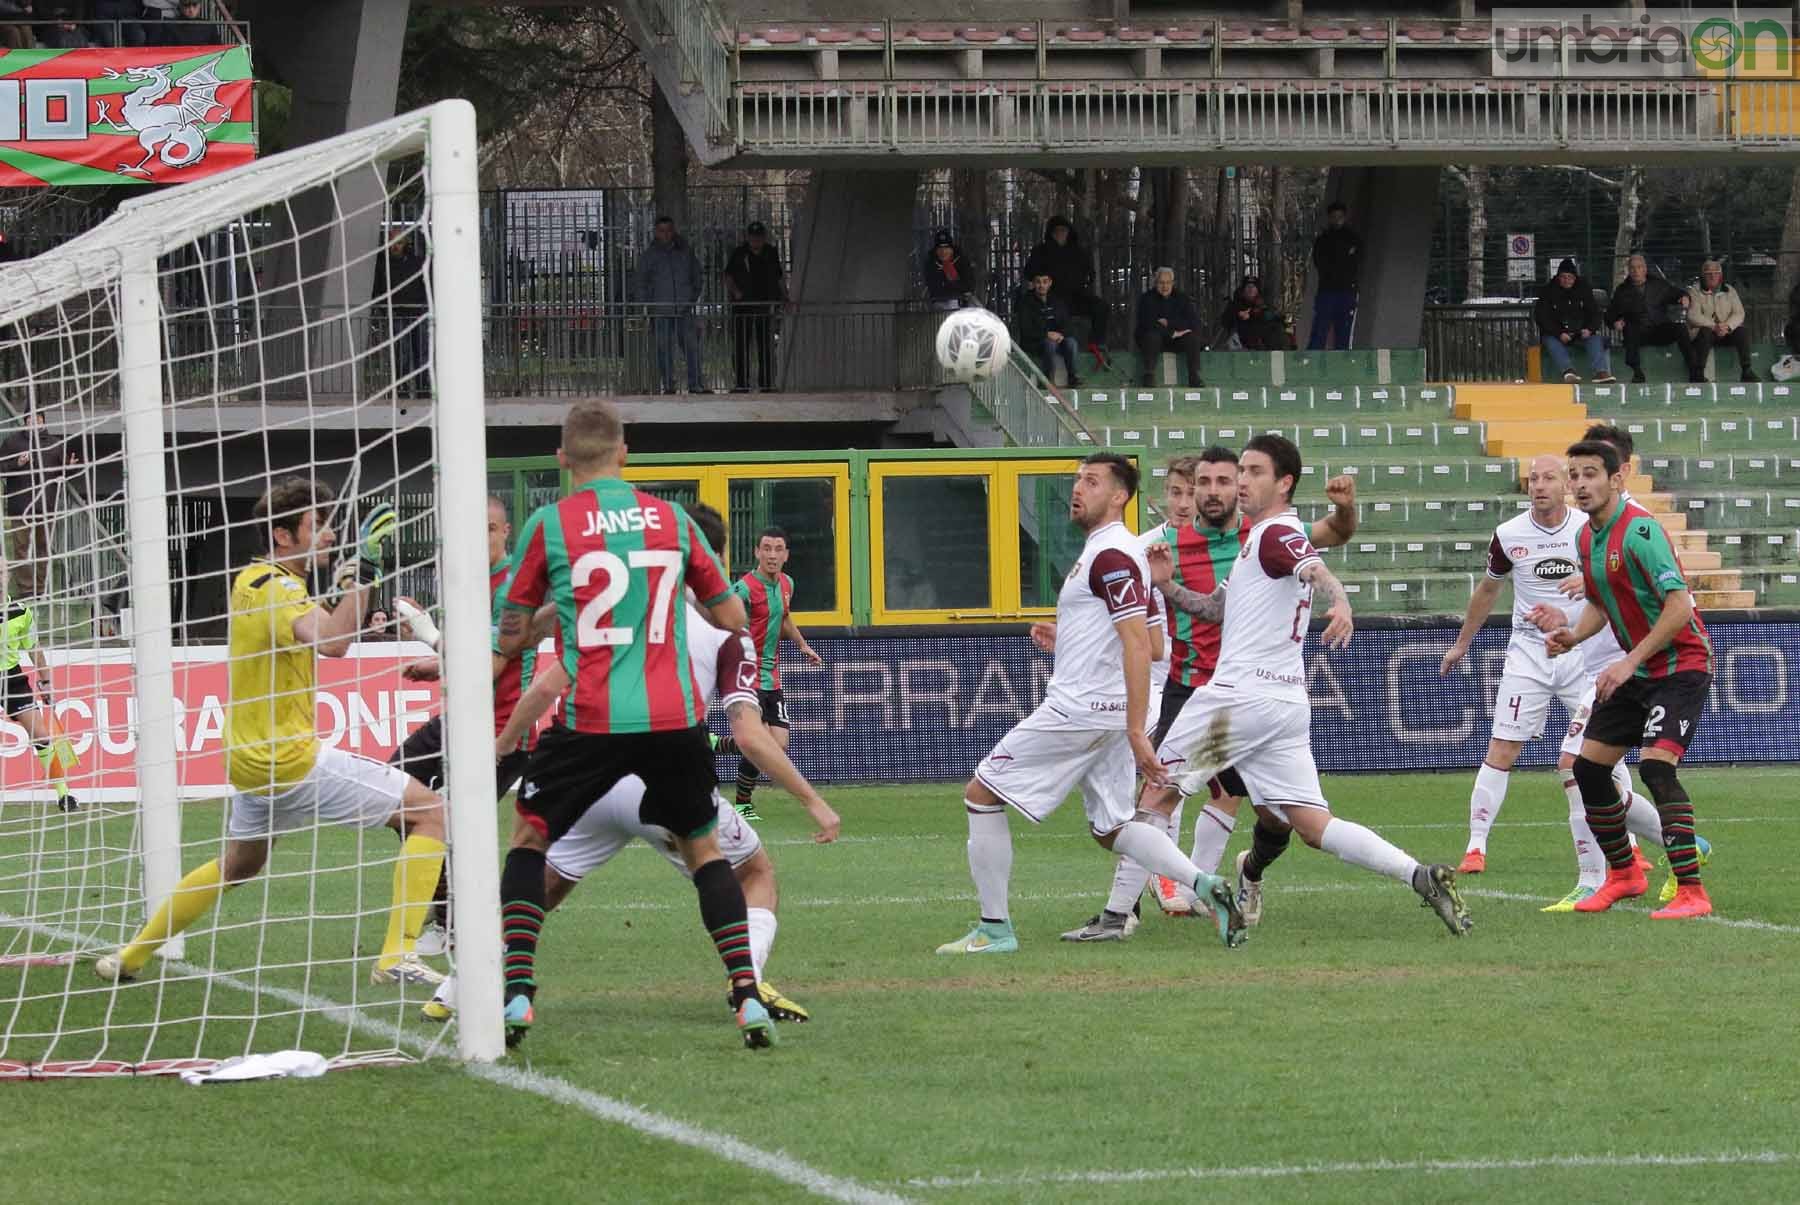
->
[[731, 77, 1795, 154], [624, 0, 735, 143], [1421, 300, 1794, 380], [967, 345, 1097, 448]]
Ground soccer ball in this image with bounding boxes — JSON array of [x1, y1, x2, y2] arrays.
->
[[935, 308, 1011, 381]]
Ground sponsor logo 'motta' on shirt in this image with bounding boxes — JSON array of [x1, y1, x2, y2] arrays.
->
[[1533, 557, 1578, 582]]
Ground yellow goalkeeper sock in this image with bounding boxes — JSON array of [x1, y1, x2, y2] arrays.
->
[[119, 859, 226, 974], [379, 834, 447, 966]]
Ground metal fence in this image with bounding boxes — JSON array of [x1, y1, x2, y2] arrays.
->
[[967, 344, 1097, 447], [1421, 300, 1794, 380], [732, 77, 1791, 155]]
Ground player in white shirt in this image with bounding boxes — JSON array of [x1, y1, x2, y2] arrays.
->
[[1146, 434, 1473, 936], [1522, 424, 1708, 909], [937, 453, 1247, 955]]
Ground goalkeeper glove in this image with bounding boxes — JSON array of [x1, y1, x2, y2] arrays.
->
[[351, 502, 399, 588], [393, 596, 441, 651]]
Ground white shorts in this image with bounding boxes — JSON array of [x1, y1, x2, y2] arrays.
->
[[1155, 686, 1327, 820], [1491, 639, 1590, 743], [973, 702, 1136, 837], [544, 780, 762, 883], [227, 747, 409, 840], [1560, 681, 1599, 759]]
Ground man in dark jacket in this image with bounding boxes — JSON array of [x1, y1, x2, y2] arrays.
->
[[1218, 276, 1284, 351], [1013, 271, 1078, 387], [1307, 202, 1361, 350], [372, 232, 429, 398], [925, 229, 979, 310], [1785, 277, 1800, 357], [1, 412, 78, 596], [634, 215, 705, 393], [1534, 258, 1614, 383], [1604, 254, 1693, 384], [1021, 215, 1109, 363], [1134, 267, 1203, 386], [723, 220, 785, 392]]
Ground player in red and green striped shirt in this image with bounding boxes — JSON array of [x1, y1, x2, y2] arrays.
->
[[1547, 439, 1714, 920], [721, 527, 822, 820], [493, 401, 775, 1048]]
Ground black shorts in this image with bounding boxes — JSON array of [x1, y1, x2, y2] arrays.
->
[[758, 688, 789, 730], [389, 714, 530, 802], [1153, 679, 1194, 747], [1585, 670, 1711, 758], [1, 663, 34, 717], [516, 722, 718, 843]]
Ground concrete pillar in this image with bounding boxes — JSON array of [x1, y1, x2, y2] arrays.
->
[[1299, 165, 1441, 352], [783, 170, 919, 391], [652, 79, 690, 229], [237, 0, 409, 395]]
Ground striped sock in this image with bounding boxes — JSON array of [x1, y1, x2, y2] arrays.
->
[[694, 858, 756, 1002], [1659, 801, 1702, 885], [734, 758, 757, 807], [1584, 794, 1633, 870], [499, 848, 547, 1001]]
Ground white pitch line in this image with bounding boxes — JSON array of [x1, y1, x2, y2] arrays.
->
[[1461, 886, 1800, 935], [901, 1150, 1796, 1191], [0, 912, 911, 1205]]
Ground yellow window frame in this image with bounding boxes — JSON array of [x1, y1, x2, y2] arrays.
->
[[622, 464, 851, 627], [997, 458, 1142, 620], [870, 460, 1004, 623]]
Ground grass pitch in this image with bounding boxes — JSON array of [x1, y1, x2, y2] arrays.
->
[[5, 766, 1800, 1203]]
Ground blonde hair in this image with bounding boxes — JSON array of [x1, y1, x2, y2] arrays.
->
[[561, 400, 624, 469]]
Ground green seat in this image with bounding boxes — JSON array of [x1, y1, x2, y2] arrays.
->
[[1743, 566, 1800, 605], [1673, 491, 1775, 529], [1714, 529, 1798, 567], [1296, 421, 1349, 449], [1267, 386, 1315, 413]]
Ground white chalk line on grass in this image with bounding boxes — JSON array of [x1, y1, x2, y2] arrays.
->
[[898, 1150, 1797, 1191], [0, 912, 911, 1205]]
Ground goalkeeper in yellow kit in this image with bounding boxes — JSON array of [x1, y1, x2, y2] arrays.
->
[[97, 478, 448, 987]]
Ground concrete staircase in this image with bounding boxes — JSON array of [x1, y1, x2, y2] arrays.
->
[[1450, 381, 1753, 610]]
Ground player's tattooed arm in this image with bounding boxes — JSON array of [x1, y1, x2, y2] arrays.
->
[[495, 607, 532, 658], [495, 659, 570, 758], [1298, 559, 1354, 649], [1309, 474, 1359, 549], [1144, 541, 1225, 619]]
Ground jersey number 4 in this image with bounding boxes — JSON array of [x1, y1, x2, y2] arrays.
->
[[572, 549, 683, 647]]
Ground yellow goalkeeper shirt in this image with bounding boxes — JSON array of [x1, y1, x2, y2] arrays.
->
[[224, 559, 320, 792]]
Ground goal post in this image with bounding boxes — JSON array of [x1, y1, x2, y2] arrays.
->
[[0, 98, 502, 1074]]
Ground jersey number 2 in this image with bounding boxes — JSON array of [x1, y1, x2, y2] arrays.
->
[[572, 549, 682, 647]]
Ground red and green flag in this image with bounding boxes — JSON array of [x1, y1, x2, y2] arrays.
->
[[0, 44, 255, 187]]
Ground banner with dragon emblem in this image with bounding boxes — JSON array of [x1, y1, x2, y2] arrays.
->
[[0, 45, 254, 187]]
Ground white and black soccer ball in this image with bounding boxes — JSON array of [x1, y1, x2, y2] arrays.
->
[[935, 307, 1011, 381]]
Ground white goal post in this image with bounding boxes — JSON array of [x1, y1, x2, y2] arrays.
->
[[0, 99, 503, 1072]]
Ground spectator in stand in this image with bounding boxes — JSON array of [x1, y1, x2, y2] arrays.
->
[[1218, 275, 1284, 351], [89, 0, 146, 46], [633, 215, 704, 394], [1, 412, 79, 597], [1307, 201, 1361, 350], [1686, 259, 1758, 383], [1021, 215, 1110, 367], [1534, 258, 1615, 384], [1013, 271, 1078, 388], [161, 0, 223, 44], [1604, 253, 1693, 384], [925, 229, 979, 311], [1785, 277, 1800, 357], [1134, 267, 1204, 387], [0, 1, 36, 50], [372, 231, 429, 399], [722, 220, 785, 393], [37, 5, 92, 48]]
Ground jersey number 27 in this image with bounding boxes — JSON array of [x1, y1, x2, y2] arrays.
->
[[572, 549, 683, 647]]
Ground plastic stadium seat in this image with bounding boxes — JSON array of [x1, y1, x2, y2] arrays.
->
[[1403, 26, 1446, 42], [1354, 25, 1389, 41], [1118, 27, 1155, 42], [962, 28, 1002, 43], [1163, 28, 1204, 41], [1012, 26, 1037, 40], [1299, 422, 1349, 448], [812, 27, 853, 44], [1221, 24, 1253, 41], [1309, 25, 1349, 41], [764, 28, 803, 45], [909, 26, 955, 42], [1452, 26, 1490, 42], [1061, 28, 1106, 42], [1261, 26, 1301, 42]]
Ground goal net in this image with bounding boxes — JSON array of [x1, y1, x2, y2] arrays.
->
[[0, 99, 504, 1076]]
